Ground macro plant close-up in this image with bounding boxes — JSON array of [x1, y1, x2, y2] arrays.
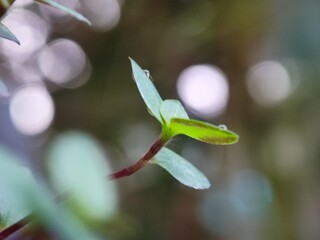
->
[[1, 0, 320, 240], [109, 58, 238, 188]]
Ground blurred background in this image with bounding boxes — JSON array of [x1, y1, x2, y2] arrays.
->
[[0, 0, 320, 239]]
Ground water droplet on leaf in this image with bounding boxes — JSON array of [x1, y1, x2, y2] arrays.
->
[[143, 69, 153, 80], [218, 124, 228, 130], [143, 69, 150, 77]]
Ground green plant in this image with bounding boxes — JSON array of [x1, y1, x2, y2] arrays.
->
[[109, 58, 239, 189], [0, 57, 238, 239], [0, 0, 90, 44], [0, 2, 238, 237]]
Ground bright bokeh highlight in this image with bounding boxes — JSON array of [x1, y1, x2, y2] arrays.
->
[[11, 0, 33, 7], [7, 62, 43, 84], [177, 64, 229, 118], [246, 61, 291, 107], [38, 39, 89, 87], [0, 9, 49, 62], [9, 85, 54, 135], [82, 0, 121, 31], [38, 0, 79, 20]]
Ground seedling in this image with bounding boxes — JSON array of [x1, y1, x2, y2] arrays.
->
[[0, 58, 239, 239], [109, 58, 239, 189]]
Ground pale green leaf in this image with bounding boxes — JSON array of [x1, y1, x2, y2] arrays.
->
[[1, 0, 15, 8], [47, 131, 118, 221], [170, 118, 239, 145], [129, 57, 163, 122], [35, 0, 91, 25], [151, 147, 210, 190], [0, 146, 35, 228], [160, 99, 189, 124], [30, 185, 100, 240], [0, 22, 20, 44], [0, 146, 98, 240]]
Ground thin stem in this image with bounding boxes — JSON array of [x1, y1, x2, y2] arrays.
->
[[0, 193, 69, 240], [109, 133, 169, 179], [0, 214, 32, 239], [0, 132, 171, 238]]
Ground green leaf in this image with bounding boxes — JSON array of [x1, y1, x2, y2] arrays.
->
[[160, 99, 189, 124], [1, 0, 15, 8], [170, 118, 239, 145], [0, 146, 98, 240], [47, 131, 118, 221], [151, 148, 210, 190], [129, 57, 163, 122], [30, 185, 100, 240], [0, 146, 35, 228], [35, 0, 91, 25], [0, 22, 20, 44]]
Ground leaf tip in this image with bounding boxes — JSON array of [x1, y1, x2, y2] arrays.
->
[[128, 56, 136, 66], [35, 0, 91, 26], [226, 131, 240, 144], [73, 14, 91, 26], [0, 22, 21, 45], [83, 18, 92, 26], [233, 133, 240, 143], [193, 181, 211, 190]]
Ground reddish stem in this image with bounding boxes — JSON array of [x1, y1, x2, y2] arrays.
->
[[0, 193, 68, 239], [109, 134, 167, 179], [0, 214, 32, 239], [0, 134, 169, 239]]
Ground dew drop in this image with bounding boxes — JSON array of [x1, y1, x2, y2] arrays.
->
[[218, 124, 228, 130], [143, 69, 153, 80], [143, 69, 150, 77]]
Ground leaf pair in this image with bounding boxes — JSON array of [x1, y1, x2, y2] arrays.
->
[[0, 0, 91, 44], [128, 58, 239, 189]]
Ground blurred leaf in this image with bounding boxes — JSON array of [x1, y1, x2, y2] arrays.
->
[[129, 57, 163, 122], [151, 147, 210, 190], [30, 185, 100, 240], [160, 99, 189, 124], [0, 146, 98, 240], [0, 22, 20, 44], [35, 0, 91, 25], [47, 131, 117, 221], [0, 0, 15, 8], [170, 118, 239, 145], [0, 146, 35, 228]]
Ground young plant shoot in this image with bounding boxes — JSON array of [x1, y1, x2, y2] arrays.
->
[[109, 58, 239, 189]]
